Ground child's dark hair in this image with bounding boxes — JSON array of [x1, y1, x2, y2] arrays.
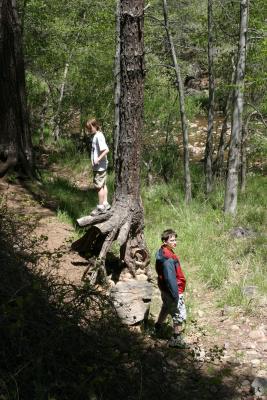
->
[[161, 229, 177, 242]]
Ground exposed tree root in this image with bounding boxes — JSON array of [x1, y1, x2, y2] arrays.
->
[[72, 199, 150, 283]]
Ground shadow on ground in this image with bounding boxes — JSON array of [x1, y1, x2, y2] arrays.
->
[[21, 177, 97, 226], [0, 206, 245, 400]]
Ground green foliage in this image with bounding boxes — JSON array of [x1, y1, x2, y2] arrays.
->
[[21, 0, 116, 137]]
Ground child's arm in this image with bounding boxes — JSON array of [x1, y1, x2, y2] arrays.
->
[[94, 148, 109, 165], [162, 259, 179, 301]]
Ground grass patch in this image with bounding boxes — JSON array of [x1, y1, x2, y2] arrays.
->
[[143, 175, 267, 308], [30, 137, 267, 312]]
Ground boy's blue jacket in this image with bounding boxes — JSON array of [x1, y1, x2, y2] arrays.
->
[[155, 247, 180, 302]]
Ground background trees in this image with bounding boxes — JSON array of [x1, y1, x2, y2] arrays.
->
[[1, 0, 266, 200]]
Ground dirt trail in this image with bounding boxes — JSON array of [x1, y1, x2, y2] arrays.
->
[[1, 177, 267, 399], [0, 179, 88, 285]]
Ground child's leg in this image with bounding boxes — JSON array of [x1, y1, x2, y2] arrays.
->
[[156, 304, 169, 325], [171, 294, 188, 343], [156, 291, 171, 325], [97, 185, 107, 205], [94, 171, 108, 205], [169, 296, 189, 348]]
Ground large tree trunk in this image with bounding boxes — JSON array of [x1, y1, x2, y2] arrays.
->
[[162, 0, 192, 203], [204, 0, 215, 195], [113, 0, 120, 166], [0, 0, 33, 177], [72, 0, 152, 325], [224, 0, 248, 215]]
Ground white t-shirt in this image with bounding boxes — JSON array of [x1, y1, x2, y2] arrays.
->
[[91, 131, 109, 171]]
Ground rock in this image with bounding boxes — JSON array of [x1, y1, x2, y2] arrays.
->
[[241, 379, 251, 386], [251, 377, 267, 396], [249, 326, 266, 340], [110, 280, 153, 325], [230, 226, 255, 238], [251, 359, 261, 367], [197, 310, 204, 317], [136, 274, 148, 281], [259, 340, 267, 348], [257, 370, 267, 378], [241, 342, 256, 349], [231, 324, 240, 331], [246, 350, 259, 358], [120, 272, 133, 281], [241, 385, 250, 394], [221, 305, 236, 316], [166, 359, 178, 368], [243, 286, 258, 297]]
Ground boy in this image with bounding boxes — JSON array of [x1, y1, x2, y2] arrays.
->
[[155, 229, 188, 348], [85, 119, 110, 215]]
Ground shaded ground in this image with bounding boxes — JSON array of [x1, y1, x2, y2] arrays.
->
[[1, 176, 266, 400]]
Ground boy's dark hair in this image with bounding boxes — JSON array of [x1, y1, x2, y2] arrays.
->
[[161, 229, 177, 242]]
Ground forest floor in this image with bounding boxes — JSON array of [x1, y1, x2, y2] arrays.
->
[[1, 164, 266, 400]]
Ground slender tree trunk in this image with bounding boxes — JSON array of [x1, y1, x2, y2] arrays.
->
[[53, 62, 69, 140], [113, 0, 120, 165], [214, 57, 235, 177], [72, 0, 152, 325], [39, 94, 48, 145], [53, 14, 85, 140], [205, 0, 215, 194], [224, 0, 248, 215], [240, 121, 248, 193], [0, 0, 33, 177], [162, 0, 192, 203], [240, 110, 261, 192]]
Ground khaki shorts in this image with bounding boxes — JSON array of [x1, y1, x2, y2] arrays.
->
[[93, 170, 107, 189]]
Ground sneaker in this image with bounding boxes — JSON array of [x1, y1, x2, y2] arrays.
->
[[168, 335, 190, 349], [103, 202, 111, 210]]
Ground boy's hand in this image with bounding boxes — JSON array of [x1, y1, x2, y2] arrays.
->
[[94, 157, 100, 165]]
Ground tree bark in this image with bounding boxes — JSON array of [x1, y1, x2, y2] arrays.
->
[[72, 0, 152, 324], [205, 0, 215, 194], [162, 0, 192, 203], [224, 0, 248, 215], [0, 0, 33, 177], [53, 62, 69, 141], [213, 56, 235, 177], [113, 0, 120, 166], [240, 110, 266, 192]]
